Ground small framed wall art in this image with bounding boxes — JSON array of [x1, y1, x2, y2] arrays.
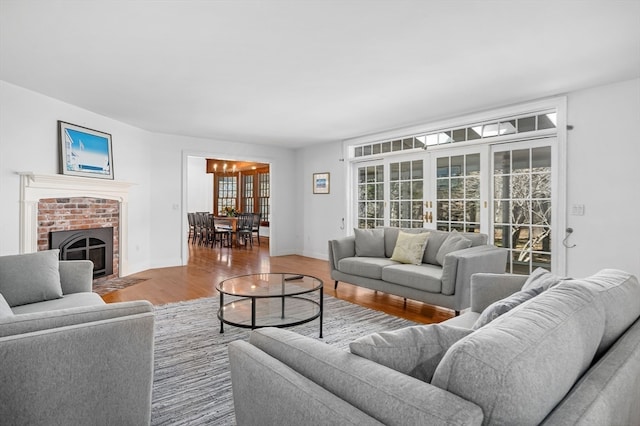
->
[[58, 121, 114, 179], [313, 172, 330, 194]]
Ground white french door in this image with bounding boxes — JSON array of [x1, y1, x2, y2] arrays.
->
[[352, 137, 560, 273], [427, 146, 489, 233], [491, 138, 555, 274]]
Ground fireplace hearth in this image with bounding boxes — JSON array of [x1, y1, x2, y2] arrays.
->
[[50, 227, 114, 278]]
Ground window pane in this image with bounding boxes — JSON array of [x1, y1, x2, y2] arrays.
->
[[466, 154, 480, 176], [499, 120, 516, 135], [538, 113, 557, 129], [437, 157, 449, 177], [512, 149, 530, 172], [532, 146, 551, 170], [466, 177, 480, 198], [518, 116, 536, 132], [412, 160, 423, 179], [451, 156, 464, 177], [452, 128, 466, 142], [390, 163, 399, 181], [437, 180, 449, 199]]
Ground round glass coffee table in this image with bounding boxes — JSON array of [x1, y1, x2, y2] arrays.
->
[[216, 273, 323, 337]]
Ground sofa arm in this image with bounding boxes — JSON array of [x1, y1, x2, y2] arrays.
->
[[0, 301, 154, 425], [470, 273, 528, 313], [59, 260, 94, 294], [229, 340, 384, 425], [328, 236, 356, 271], [441, 245, 508, 311], [245, 327, 483, 425]]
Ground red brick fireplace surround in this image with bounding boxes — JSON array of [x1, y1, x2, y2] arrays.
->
[[18, 173, 133, 277], [38, 197, 120, 279]]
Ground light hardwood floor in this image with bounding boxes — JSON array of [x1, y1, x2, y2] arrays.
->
[[102, 238, 454, 324]]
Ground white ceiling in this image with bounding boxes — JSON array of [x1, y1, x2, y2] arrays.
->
[[1, 0, 639, 148]]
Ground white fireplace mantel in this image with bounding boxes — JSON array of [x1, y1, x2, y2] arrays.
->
[[18, 172, 134, 276]]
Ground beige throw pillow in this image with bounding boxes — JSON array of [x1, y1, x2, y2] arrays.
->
[[390, 231, 429, 265]]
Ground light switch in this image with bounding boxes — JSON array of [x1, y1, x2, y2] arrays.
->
[[571, 204, 585, 216]]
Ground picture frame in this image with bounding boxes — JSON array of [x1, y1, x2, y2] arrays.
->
[[58, 121, 114, 179], [313, 172, 330, 194]]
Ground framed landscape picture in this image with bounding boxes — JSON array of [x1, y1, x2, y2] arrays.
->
[[313, 172, 330, 194], [58, 121, 114, 179]]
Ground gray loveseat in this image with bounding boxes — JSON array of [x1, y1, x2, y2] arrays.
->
[[0, 250, 155, 425], [329, 228, 507, 314], [228, 268, 640, 425]]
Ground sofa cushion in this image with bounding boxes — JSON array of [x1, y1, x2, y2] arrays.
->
[[432, 281, 606, 426], [350, 324, 473, 383], [338, 257, 398, 280], [472, 287, 543, 329], [578, 269, 640, 358], [381, 263, 443, 293], [0, 250, 63, 307], [435, 231, 472, 266], [354, 228, 385, 257], [382, 227, 428, 258], [10, 292, 105, 315], [521, 267, 568, 291], [423, 231, 449, 264], [0, 293, 13, 318], [390, 231, 429, 265]]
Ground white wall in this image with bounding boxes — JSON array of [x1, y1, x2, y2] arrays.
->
[[299, 78, 640, 279], [0, 81, 154, 274], [299, 141, 347, 259], [3, 77, 639, 279], [186, 156, 213, 213], [565, 78, 640, 278], [0, 81, 301, 275]]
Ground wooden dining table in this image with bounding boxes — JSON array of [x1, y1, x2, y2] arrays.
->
[[214, 216, 237, 231]]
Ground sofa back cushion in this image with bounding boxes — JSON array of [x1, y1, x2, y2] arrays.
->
[[424, 230, 487, 265], [0, 250, 63, 307], [354, 228, 385, 257], [382, 227, 488, 265], [432, 281, 605, 425], [578, 269, 640, 358]]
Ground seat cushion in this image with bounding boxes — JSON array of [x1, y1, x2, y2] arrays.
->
[[381, 264, 442, 293], [432, 281, 606, 426], [0, 250, 63, 307], [10, 292, 105, 314], [338, 257, 398, 280]]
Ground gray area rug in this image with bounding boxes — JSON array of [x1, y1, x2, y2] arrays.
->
[[151, 295, 418, 425]]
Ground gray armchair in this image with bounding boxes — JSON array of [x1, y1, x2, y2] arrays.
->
[[0, 250, 155, 425]]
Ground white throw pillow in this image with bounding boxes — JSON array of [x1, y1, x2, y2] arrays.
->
[[390, 231, 429, 265], [350, 324, 473, 382]]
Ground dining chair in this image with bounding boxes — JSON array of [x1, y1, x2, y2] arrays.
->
[[211, 215, 233, 248], [251, 213, 261, 246], [235, 213, 254, 248]]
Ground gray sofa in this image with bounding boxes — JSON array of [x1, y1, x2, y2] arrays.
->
[[0, 250, 155, 426], [228, 268, 640, 425], [329, 228, 507, 314]]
